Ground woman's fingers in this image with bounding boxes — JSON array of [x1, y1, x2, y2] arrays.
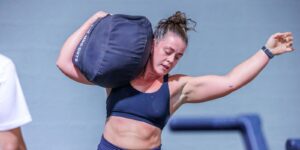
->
[[286, 41, 293, 47], [274, 32, 291, 38], [286, 47, 294, 52], [274, 32, 294, 44], [274, 33, 284, 39], [286, 37, 293, 42], [94, 11, 109, 18], [284, 32, 292, 36], [284, 41, 295, 52]]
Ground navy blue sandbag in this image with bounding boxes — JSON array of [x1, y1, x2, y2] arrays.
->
[[73, 14, 153, 88]]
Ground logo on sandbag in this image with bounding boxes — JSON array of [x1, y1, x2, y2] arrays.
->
[[74, 24, 95, 62]]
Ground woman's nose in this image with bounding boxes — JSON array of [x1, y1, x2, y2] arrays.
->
[[167, 54, 176, 64]]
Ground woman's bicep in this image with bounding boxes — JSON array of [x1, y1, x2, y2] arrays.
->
[[181, 75, 236, 103]]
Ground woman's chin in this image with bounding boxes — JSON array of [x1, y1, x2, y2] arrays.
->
[[148, 65, 169, 77], [155, 67, 169, 76]]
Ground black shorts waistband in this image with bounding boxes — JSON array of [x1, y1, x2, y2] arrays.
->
[[97, 136, 162, 150]]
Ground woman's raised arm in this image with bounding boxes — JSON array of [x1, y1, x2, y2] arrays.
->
[[174, 32, 294, 105]]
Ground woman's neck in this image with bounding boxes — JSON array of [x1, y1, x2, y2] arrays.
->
[[136, 61, 162, 82]]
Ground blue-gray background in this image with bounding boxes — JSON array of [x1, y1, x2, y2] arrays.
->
[[0, 0, 299, 149]]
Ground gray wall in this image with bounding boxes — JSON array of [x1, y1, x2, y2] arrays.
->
[[0, 0, 299, 149]]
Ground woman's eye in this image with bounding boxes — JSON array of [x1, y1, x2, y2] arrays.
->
[[164, 49, 172, 55], [175, 55, 181, 60]]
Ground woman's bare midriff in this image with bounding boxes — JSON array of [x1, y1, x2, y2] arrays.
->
[[103, 116, 162, 149]]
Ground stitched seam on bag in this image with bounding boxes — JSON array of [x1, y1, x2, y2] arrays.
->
[[139, 19, 152, 76], [95, 15, 112, 81]]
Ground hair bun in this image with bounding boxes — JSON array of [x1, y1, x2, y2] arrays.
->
[[165, 11, 195, 31], [167, 11, 187, 25], [154, 11, 196, 44]]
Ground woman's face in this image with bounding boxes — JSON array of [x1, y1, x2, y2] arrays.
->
[[151, 31, 187, 76]]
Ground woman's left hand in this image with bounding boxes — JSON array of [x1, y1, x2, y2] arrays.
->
[[265, 32, 295, 55]]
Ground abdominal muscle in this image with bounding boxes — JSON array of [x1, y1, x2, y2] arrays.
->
[[103, 116, 162, 149]]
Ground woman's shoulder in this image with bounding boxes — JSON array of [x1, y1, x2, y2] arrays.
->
[[168, 74, 192, 84], [167, 74, 193, 94]]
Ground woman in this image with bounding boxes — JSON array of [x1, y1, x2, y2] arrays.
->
[[56, 11, 294, 150]]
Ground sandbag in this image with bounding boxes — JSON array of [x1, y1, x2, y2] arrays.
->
[[73, 14, 153, 88]]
